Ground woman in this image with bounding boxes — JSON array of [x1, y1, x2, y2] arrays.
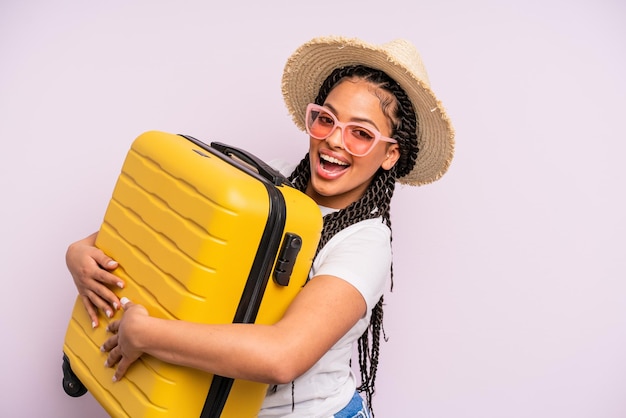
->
[[66, 36, 454, 417]]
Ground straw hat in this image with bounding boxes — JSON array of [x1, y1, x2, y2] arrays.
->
[[281, 36, 455, 186]]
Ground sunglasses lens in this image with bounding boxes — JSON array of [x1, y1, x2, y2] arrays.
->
[[343, 126, 377, 156], [306, 107, 334, 139]]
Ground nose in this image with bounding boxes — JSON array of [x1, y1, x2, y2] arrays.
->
[[324, 125, 344, 150]]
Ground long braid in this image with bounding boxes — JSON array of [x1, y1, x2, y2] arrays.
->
[[287, 65, 418, 416]]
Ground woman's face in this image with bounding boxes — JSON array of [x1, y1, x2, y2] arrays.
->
[[305, 79, 400, 209]]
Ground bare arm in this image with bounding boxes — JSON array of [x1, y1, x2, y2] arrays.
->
[[66, 232, 124, 327], [103, 274, 366, 384]]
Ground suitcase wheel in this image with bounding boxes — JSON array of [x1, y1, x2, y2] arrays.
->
[[62, 353, 88, 397]]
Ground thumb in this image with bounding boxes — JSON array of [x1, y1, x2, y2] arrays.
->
[[120, 297, 133, 310], [95, 251, 118, 271]]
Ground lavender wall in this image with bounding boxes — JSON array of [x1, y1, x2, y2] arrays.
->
[[1, 1, 624, 416]]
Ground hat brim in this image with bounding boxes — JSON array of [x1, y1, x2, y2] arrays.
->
[[282, 36, 455, 186]]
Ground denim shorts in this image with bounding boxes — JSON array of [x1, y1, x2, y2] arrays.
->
[[333, 391, 371, 418]]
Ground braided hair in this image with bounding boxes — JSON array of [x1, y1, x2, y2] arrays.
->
[[288, 65, 419, 414]]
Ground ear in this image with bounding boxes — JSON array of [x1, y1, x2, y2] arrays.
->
[[381, 144, 400, 171]]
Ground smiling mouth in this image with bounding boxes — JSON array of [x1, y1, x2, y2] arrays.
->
[[319, 153, 350, 173]]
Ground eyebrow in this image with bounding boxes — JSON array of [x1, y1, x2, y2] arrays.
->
[[323, 103, 382, 132]]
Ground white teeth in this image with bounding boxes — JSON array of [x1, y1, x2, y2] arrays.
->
[[320, 154, 348, 166]]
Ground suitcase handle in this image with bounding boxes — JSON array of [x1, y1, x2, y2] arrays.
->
[[211, 142, 292, 187]]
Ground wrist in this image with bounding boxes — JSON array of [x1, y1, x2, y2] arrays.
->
[[121, 309, 150, 352]]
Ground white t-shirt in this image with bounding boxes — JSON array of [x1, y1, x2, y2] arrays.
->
[[258, 162, 392, 417]]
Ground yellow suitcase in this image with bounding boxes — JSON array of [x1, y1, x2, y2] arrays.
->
[[61, 131, 322, 417]]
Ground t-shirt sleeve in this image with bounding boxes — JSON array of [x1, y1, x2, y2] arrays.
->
[[311, 220, 391, 312]]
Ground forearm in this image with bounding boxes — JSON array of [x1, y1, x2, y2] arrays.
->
[[131, 317, 300, 384], [108, 275, 365, 385]]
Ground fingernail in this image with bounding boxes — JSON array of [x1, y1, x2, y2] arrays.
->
[[112, 375, 117, 382], [113, 302, 119, 310], [100, 345, 105, 353], [120, 297, 130, 306], [117, 281, 124, 289], [92, 321, 97, 329], [104, 359, 109, 367], [105, 310, 112, 318], [107, 260, 118, 268]]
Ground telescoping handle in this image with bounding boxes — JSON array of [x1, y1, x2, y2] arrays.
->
[[211, 142, 291, 187]]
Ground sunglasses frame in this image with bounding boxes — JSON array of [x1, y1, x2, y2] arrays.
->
[[305, 103, 397, 157]]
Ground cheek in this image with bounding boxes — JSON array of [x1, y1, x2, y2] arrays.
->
[[365, 146, 390, 168], [352, 155, 385, 178]]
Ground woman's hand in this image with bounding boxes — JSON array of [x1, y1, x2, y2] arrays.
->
[[102, 298, 149, 382], [66, 232, 124, 328]]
